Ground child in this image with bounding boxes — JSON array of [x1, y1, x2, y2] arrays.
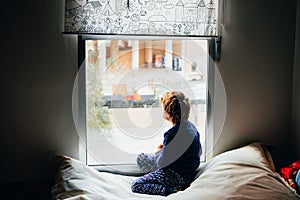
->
[[131, 91, 202, 196]]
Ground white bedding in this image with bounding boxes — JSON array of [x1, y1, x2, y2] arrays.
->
[[52, 143, 300, 200]]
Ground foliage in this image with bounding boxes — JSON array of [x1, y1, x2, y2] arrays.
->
[[86, 63, 111, 130]]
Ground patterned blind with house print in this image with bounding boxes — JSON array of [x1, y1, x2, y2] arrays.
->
[[64, 0, 218, 36]]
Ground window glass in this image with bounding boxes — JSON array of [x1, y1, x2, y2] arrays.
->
[[85, 40, 208, 165]]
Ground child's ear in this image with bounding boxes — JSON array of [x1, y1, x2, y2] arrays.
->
[[163, 111, 170, 121], [167, 114, 172, 121]]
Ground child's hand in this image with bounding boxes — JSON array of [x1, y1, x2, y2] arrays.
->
[[157, 144, 163, 151]]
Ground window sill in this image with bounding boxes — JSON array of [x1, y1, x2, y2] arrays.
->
[[91, 164, 145, 176], [90, 161, 207, 176]]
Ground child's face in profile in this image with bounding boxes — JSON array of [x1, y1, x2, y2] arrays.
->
[[161, 94, 172, 124]]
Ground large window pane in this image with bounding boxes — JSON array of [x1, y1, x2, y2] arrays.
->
[[85, 40, 208, 165]]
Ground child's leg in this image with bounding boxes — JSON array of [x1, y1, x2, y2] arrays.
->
[[131, 169, 186, 196]]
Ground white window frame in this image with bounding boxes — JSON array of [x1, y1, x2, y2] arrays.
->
[[76, 35, 215, 174]]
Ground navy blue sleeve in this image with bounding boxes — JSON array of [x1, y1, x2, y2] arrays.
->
[[155, 126, 179, 168], [136, 128, 175, 172]]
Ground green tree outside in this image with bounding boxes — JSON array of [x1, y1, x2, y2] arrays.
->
[[86, 62, 111, 130]]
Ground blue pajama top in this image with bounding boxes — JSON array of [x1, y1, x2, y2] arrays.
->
[[156, 120, 201, 182]]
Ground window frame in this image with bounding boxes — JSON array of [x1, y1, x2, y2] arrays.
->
[[77, 35, 215, 174]]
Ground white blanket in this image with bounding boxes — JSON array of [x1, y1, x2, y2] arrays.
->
[[52, 143, 300, 200]]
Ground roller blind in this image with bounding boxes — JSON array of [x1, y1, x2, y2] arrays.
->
[[64, 0, 219, 37]]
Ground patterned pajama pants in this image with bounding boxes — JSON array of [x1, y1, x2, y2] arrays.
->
[[131, 168, 188, 196]]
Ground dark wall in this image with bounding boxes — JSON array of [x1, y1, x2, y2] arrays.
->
[[292, 0, 300, 157], [0, 0, 78, 185], [212, 0, 298, 168]]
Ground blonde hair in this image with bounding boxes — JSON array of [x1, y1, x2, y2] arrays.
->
[[160, 91, 190, 124]]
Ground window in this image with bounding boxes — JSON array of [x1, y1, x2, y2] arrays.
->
[[81, 38, 210, 167]]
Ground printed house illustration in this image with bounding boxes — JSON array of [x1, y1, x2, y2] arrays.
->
[[102, 1, 115, 16], [139, 23, 149, 34], [197, 0, 206, 23], [176, 0, 207, 23], [65, 0, 82, 18], [65, 0, 84, 32], [83, 1, 102, 19], [184, 4, 198, 23]]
